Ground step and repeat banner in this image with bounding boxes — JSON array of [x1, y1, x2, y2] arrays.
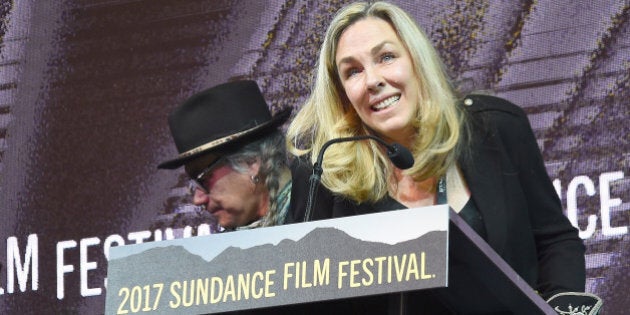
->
[[0, 1, 627, 314]]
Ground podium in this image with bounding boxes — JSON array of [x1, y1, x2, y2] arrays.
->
[[105, 206, 555, 314]]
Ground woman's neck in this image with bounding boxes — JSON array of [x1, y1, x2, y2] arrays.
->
[[390, 168, 436, 208]]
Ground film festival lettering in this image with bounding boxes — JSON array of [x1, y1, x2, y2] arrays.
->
[[0, 224, 214, 299], [0, 171, 625, 303], [113, 252, 435, 313]]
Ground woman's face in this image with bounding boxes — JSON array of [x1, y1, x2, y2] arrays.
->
[[335, 17, 419, 145], [192, 161, 265, 230]]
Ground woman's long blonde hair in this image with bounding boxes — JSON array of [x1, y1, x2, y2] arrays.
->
[[286, 1, 464, 203]]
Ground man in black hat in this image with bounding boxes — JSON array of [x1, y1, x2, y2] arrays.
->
[[159, 80, 292, 230]]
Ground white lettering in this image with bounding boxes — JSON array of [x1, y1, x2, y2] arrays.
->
[[7, 234, 38, 293], [182, 226, 193, 238], [566, 175, 598, 239], [103, 234, 125, 261], [103, 234, 125, 289], [197, 224, 212, 236], [56, 240, 77, 299], [153, 228, 175, 241], [600, 171, 626, 237], [80, 237, 101, 297], [556, 171, 628, 239], [127, 230, 151, 244]]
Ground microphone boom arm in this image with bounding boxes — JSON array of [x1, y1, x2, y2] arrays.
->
[[303, 135, 414, 222]]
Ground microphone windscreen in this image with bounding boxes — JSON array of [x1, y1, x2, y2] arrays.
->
[[388, 143, 415, 169]]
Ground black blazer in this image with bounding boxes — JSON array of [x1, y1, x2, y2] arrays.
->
[[287, 94, 585, 299]]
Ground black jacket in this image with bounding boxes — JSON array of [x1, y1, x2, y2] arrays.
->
[[287, 94, 585, 299]]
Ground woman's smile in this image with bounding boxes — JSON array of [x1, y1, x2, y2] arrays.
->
[[371, 94, 400, 111]]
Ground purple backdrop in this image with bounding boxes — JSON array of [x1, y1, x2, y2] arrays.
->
[[0, 0, 627, 314]]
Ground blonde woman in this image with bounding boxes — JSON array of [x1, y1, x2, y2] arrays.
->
[[286, 1, 587, 312]]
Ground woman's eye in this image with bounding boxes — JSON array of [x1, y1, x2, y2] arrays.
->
[[381, 53, 395, 62], [346, 68, 360, 78]]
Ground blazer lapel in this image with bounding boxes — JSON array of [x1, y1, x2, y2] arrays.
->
[[459, 121, 508, 256]]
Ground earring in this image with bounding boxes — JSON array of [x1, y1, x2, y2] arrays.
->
[[251, 175, 260, 184]]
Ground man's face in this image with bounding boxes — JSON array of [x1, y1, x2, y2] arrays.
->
[[188, 155, 266, 230]]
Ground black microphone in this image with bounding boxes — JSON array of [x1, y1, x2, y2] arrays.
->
[[304, 135, 414, 222]]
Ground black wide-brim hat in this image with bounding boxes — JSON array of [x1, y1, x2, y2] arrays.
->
[[158, 80, 290, 169]]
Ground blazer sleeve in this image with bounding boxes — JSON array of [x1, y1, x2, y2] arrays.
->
[[475, 95, 586, 297]]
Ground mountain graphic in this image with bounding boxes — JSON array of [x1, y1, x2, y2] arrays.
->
[[108, 227, 446, 285]]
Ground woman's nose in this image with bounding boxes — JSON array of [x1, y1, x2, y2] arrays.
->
[[365, 67, 384, 92]]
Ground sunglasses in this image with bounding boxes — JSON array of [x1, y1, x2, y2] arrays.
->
[[189, 156, 228, 194]]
